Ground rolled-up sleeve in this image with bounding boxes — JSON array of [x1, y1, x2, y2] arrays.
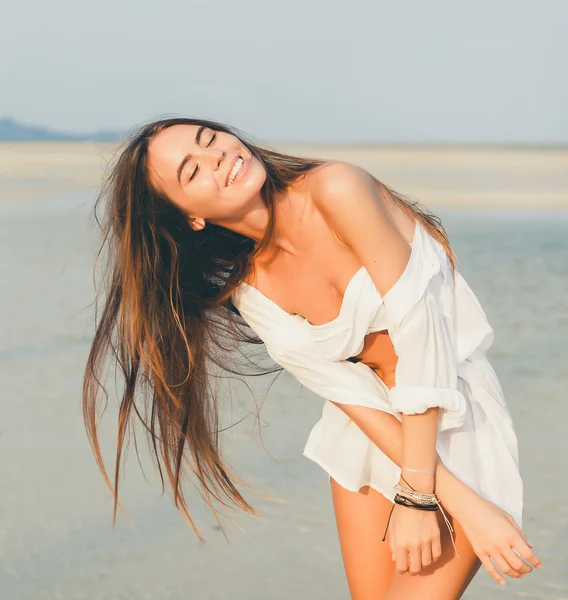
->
[[383, 250, 467, 431]]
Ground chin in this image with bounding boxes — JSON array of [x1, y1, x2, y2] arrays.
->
[[230, 158, 266, 196]]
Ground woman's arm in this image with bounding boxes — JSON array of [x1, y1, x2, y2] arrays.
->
[[400, 411, 438, 493], [331, 400, 541, 584]]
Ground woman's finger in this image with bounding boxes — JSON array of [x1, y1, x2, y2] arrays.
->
[[506, 515, 534, 548], [431, 534, 442, 562], [490, 552, 523, 579], [501, 547, 532, 575], [407, 545, 422, 574], [480, 554, 506, 586], [508, 533, 542, 569], [511, 519, 528, 541], [421, 543, 433, 569], [395, 547, 409, 574]]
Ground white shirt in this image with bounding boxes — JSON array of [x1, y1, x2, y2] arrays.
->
[[232, 222, 523, 526]]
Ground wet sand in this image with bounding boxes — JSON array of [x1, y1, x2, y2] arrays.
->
[[0, 143, 567, 599]]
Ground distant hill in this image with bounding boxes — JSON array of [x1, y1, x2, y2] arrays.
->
[[0, 117, 122, 142]]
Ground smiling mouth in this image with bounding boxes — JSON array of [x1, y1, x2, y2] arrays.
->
[[226, 156, 245, 187]]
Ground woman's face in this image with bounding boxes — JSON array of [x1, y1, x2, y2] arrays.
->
[[147, 124, 266, 230]]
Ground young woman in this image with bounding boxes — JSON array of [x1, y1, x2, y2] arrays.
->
[[83, 117, 541, 600]]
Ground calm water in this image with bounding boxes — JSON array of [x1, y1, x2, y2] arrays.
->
[[0, 192, 567, 599]]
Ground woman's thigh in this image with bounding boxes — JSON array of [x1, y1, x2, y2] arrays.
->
[[330, 477, 396, 600], [330, 477, 482, 600]]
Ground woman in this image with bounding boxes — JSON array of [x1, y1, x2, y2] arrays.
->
[[83, 117, 541, 599]]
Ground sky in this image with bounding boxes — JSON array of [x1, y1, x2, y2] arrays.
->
[[2, 0, 567, 143]]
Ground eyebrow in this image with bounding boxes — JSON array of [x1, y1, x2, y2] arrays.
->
[[176, 125, 206, 185]]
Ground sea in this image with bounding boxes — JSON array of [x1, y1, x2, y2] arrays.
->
[[0, 162, 567, 599]]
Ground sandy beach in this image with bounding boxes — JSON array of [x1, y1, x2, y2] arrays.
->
[[0, 142, 567, 599], [0, 141, 567, 210]]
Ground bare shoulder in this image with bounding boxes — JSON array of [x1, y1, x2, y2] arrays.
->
[[308, 161, 380, 204], [307, 160, 391, 232]]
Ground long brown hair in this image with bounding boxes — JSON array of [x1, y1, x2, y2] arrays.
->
[[83, 116, 454, 539]]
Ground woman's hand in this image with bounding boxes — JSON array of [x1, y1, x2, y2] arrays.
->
[[454, 495, 541, 585], [388, 503, 443, 574]]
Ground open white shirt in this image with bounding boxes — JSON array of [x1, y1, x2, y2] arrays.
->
[[232, 222, 523, 526]]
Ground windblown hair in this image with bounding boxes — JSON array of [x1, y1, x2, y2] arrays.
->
[[83, 116, 455, 539]]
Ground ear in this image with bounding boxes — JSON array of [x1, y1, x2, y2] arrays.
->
[[189, 216, 206, 231]]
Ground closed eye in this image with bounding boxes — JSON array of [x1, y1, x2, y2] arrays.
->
[[189, 132, 217, 181]]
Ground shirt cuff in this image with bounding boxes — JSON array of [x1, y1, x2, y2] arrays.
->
[[388, 385, 467, 431]]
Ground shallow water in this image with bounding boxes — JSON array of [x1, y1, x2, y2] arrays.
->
[[0, 189, 567, 599]]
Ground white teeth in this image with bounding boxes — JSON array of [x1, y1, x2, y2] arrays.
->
[[227, 157, 243, 186]]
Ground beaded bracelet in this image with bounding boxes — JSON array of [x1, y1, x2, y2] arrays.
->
[[394, 494, 438, 511], [393, 482, 438, 505]]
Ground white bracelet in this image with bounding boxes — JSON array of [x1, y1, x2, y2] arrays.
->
[[401, 467, 435, 476]]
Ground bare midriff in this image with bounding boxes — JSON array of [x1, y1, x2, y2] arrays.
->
[[348, 330, 398, 389]]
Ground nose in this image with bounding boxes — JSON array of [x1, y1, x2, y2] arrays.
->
[[202, 147, 225, 168]]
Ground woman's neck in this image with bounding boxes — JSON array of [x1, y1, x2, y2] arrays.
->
[[223, 184, 312, 258]]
